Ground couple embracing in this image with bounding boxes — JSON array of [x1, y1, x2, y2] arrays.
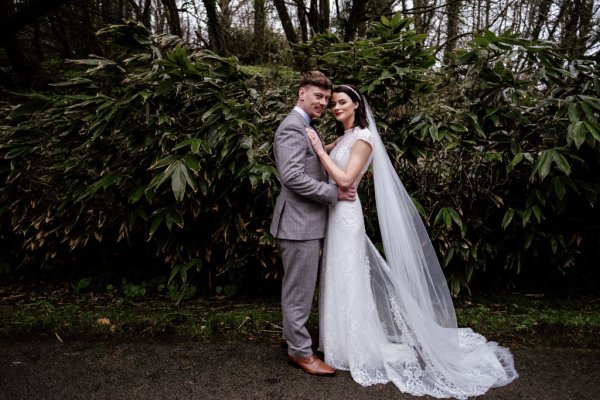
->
[[270, 71, 517, 399]]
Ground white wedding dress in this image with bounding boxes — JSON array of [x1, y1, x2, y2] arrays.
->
[[319, 126, 518, 399]]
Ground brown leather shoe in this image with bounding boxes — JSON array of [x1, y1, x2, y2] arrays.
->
[[287, 354, 336, 376]]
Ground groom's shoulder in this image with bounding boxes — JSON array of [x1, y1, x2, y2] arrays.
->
[[282, 109, 303, 124], [277, 110, 304, 131]]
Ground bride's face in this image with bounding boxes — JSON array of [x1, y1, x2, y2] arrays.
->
[[330, 92, 358, 126]]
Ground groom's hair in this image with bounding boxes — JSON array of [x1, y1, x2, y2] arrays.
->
[[300, 70, 333, 90]]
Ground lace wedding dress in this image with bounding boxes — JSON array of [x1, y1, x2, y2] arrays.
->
[[319, 126, 518, 399]]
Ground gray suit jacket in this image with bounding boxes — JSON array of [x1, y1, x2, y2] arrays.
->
[[270, 110, 338, 240]]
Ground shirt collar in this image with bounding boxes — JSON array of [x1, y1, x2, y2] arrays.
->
[[293, 106, 311, 125]]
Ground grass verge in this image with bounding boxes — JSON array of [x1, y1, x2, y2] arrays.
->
[[1, 284, 599, 348]]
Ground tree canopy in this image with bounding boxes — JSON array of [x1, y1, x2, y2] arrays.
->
[[1, 0, 599, 88]]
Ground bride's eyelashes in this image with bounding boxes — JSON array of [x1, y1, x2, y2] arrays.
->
[[329, 100, 348, 109]]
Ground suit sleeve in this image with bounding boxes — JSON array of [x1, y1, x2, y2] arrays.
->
[[274, 122, 338, 205]]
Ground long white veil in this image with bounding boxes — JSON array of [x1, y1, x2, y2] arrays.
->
[[365, 104, 456, 331], [363, 104, 518, 397]]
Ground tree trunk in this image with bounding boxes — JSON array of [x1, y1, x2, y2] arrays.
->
[[273, 0, 298, 45], [343, 0, 368, 42], [297, 0, 309, 42], [528, 0, 551, 40], [273, 0, 304, 68], [319, 0, 330, 32], [307, 0, 323, 34], [49, 14, 72, 57], [253, 0, 267, 63], [128, 0, 152, 29], [202, 0, 229, 55], [160, 0, 182, 36], [80, 0, 102, 55], [443, 0, 462, 64], [0, 0, 70, 87], [0, 0, 71, 45], [560, 0, 595, 59], [411, 0, 427, 34], [3, 34, 36, 87], [33, 19, 44, 62]]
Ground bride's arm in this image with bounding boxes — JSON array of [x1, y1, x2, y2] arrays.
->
[[307, 128, 371, 188]]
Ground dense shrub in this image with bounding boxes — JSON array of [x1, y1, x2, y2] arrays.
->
[[299, 15, 600, 294], [2, 16, 599, 297], [0, 23, 278, 298]]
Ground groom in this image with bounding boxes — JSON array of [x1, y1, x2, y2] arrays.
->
[[270, 71, 356, 376]]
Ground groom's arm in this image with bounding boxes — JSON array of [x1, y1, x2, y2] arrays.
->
[[274, 123, 338, 205]]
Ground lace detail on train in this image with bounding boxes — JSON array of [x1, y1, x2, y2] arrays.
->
[[319, 127, 517, 398]]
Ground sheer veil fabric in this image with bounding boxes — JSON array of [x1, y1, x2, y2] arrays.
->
[[318, 104, 518, 399]]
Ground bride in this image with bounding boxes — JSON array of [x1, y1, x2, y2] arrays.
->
[[305, 84, 518, 399]]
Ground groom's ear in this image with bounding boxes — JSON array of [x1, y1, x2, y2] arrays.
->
[[299, 87, 306, 100]]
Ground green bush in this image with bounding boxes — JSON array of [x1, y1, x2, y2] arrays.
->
[[2, 17, 599, 297], [299, 16, 600, 294], [0, 23, 278, 296], [416, 31, 600, 293]]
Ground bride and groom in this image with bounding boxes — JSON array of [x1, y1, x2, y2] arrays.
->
[[270, 71, 518, 398]]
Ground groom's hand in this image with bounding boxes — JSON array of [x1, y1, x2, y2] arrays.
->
[[338, 187, 357, 201]]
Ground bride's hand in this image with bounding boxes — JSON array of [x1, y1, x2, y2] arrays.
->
[[306, 127, 325, 155]]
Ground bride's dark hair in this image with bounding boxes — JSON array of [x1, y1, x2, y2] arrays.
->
[[332, 84, 369, 136]]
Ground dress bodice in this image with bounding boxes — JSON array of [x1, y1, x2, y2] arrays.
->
[[329, 127, 374, 186]]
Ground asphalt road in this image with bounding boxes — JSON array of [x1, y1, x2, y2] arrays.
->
[[1, 339, 599, 399]]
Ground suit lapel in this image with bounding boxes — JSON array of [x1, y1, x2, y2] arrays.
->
[[290, 109, 325, 152]]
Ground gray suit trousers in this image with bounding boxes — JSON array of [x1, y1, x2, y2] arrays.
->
[[279, 238, 322, 357]]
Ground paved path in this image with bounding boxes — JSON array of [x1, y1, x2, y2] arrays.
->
[[1, 339, 598, 399]]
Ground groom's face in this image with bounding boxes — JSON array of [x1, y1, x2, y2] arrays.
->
[[298, 85, 331, 119]]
